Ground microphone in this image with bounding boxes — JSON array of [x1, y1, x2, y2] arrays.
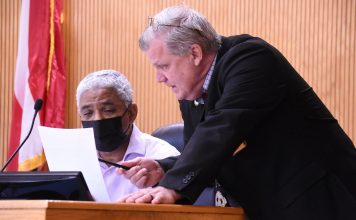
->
[[34, 99, 43, 111], [1, 99, 43, 172]]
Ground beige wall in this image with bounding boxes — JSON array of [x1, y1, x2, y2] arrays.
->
[[1, 0, 355, 166]]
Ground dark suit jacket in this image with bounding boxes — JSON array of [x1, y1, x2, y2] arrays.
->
[[158, 35, 356, 220]]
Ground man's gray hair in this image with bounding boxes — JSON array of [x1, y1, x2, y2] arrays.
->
[[76, 69, 133, 108], [139, 5, 221, 56]]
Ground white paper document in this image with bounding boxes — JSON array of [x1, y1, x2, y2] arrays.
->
[[38, 126, 110, 202]]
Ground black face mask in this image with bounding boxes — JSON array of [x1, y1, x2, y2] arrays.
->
[[81, 109, 131, 152]]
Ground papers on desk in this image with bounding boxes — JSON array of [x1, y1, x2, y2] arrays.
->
[[38, 126, 110, 202]]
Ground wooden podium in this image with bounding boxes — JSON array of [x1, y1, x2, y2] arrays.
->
[[0, 200, 246, 220]]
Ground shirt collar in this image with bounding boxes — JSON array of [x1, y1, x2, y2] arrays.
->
[[123, 124, 146, 159], [99, 124, 144, 169], [203, 54, 217, 92], [194, 55, 217, 105]]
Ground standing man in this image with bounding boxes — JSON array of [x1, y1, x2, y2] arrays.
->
[[119, 5, 356, 220], [76, 69, 180, 201]]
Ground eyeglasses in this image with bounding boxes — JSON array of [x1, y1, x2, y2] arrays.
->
[[148, 17, 181, 31], [148, 17, 203, 37]]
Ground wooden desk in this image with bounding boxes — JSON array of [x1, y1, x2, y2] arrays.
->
[[0, 200, 246, 220]]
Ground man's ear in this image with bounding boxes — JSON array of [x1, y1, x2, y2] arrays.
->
[[128, 103, 138, 123], [190, 44, 203, 66]]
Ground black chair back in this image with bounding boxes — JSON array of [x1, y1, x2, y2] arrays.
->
[[151, 123, 184, 153]]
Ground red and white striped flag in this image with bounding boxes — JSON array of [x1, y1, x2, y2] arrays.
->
[[7, 0, 66, 171]]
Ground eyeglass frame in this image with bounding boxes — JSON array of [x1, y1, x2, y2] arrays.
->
[[147, 17, 204, 37]]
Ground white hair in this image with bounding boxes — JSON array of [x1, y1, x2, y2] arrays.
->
[[139, 5, 221, 56], [76, 69, 133, 108]]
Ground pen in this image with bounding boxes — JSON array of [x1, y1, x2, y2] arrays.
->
[[98, 158, 131, 170]]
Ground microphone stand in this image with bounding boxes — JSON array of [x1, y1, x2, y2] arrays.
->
[[1, 99, 42, 172]]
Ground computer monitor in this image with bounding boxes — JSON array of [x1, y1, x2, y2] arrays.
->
[[0, 171, 93, 201]]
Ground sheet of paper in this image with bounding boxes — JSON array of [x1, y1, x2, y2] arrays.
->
[[38, 126, 110, 202]]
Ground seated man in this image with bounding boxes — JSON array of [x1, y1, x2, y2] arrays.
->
[[76, 69, 180, 201]]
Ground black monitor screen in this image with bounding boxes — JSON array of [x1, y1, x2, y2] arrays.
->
[[0, 171, 93, 201]]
